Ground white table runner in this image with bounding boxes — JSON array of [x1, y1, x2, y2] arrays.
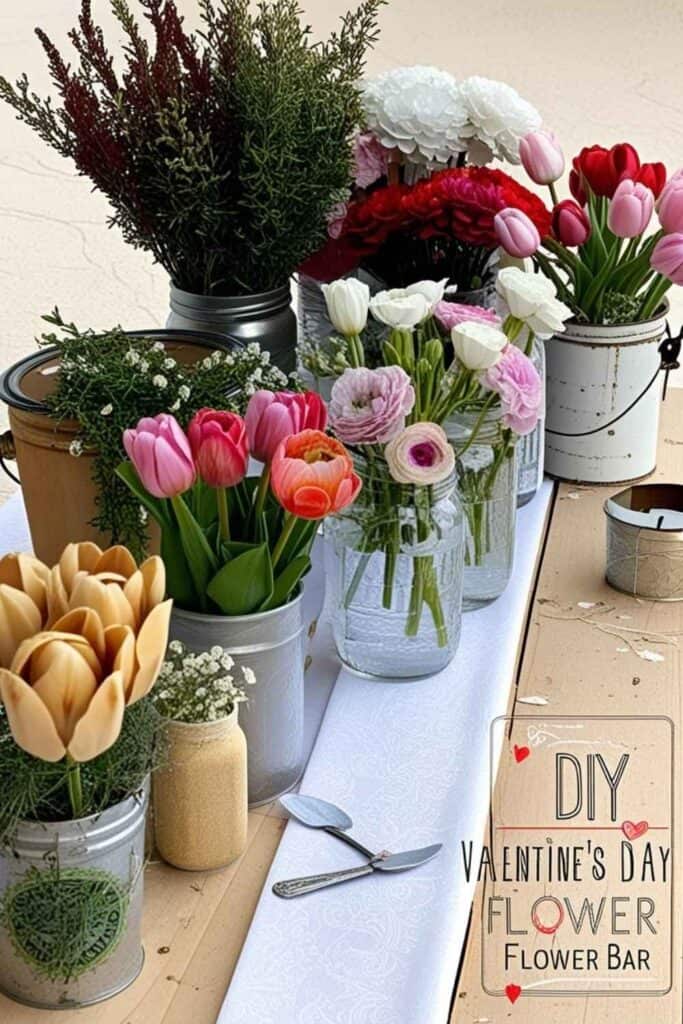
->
[[219, 481, 553, 1024], [0, 484, 554, 1024]]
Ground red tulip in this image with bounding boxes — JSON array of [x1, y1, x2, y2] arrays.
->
[[270, 430, 361, 520], [188, 409, 249, 488], [570, 143, 642, 203], [636, 162, 667, 199], [245, 391, 328, 464], [552, 199, 591, 246]]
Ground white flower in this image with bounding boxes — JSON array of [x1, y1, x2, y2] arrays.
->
[[405, 278, 449, 313], [451, 321, 508, 370], [124, 349, 140, 366], [210, 646, 223, 659], [100, 403, 113, 417], [168, 640, 183, 654], [496, 267, 573, 338], [169, 399, 180, 412], [152, 341, 165, 352], [361, 65, 467, 164], [178, 385, 190, 401], [458, 76, 541, 164], [139, 506, 148, 524], [242, 666, 256, 686], [69, 439, 83, 457], [139, 359, 150, 373], [152, 374, 168, 389], [321, 278, 370, 335], [163, 357, 176, 370], [370, 287, 430, 330], [247, 342, 260, 356]]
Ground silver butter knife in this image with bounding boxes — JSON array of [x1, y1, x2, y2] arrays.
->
[[272, 843, 442, 898]]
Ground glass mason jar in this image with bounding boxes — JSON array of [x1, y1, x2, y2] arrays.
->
[[447, 410, 518, 610], [516, 335, 545, 507], [153, 709, 248, 872], [324, 457, 464, 679]]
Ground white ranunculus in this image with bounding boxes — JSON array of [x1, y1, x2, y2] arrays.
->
[[405, 278, 449, 312], [458, 76, 541, 164], [370, 288, 431, 330], [496, 267, 573, 338], [451, 321, 508, 370], [361, 65, 467, 164], [321, 278, 370, 336]]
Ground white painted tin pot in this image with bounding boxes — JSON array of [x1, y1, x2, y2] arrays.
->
[[544, 310, 668, 484]]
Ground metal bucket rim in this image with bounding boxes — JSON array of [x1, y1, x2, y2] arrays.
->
[[171, 589, 304, 627], [604, 483, 683, 534], [169, 282, 292, 309], [0, 330, 244, 415], [11, 781, 149, 837], [553, 302, 669, 347]]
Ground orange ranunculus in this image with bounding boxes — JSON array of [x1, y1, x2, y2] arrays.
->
[[270, 429, 361, 520]]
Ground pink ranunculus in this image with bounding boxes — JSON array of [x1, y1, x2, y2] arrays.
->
[[519, 129, 565, 186], [482, 345, 543, 436], [352, 132, 389, 189], [329, 366, 415, 445], [123, 413, 196, 498], [384, 422, 455, 486], [433, 300, 502, 331], [494, 208, 541, 258], [187, 409, 249, 488], [245, 390, 328, 464], [607, 179, 654, 239], [651, 232, 683, 285]]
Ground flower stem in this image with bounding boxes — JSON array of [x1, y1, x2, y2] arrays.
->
[[66, 754, 84, 820], [253, 464, 271, 521], [217, 488, 230, 543], [272, 512, 297, 571]]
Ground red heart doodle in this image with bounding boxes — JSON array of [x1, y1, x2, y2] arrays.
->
[[513, 745, 530, 764], [622, 820, 649, 841], [505, 983, 522, 1004]]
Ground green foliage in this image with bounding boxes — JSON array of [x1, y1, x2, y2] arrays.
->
[[0, 0, 383, 295], [2, 867, 129, 983], [41, 309, 288, 558], [0, 699, 162, 846]]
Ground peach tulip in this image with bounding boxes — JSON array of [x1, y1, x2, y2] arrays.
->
[[0, 553, 50, 668], [270, 430, 361, 520], [0, 599, 172, 763]]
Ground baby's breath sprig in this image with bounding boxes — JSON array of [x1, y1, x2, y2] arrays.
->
[[153, 641, 254, 725], [40, 310, 289, 558]]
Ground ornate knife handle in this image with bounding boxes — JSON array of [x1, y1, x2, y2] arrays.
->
[[272, 862, 375, 898]]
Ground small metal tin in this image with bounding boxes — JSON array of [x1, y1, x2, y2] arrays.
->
[[605, 483, 683, 600]]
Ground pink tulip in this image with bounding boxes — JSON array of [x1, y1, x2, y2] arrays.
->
[[607, 179, 654, 238], [187, 409, 249, 488], [519, 129, 565, 185], [494, 208, 541, 258], [552, 199, 591, 247], [123, 414, 195, 499], [657, 173, 683, 233], [651, 232, 683, 285], [245, 390, 327, 464]]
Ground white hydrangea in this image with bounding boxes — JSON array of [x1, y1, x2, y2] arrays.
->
[[361, 65, 467, 164], [458, 76, 541, 165]]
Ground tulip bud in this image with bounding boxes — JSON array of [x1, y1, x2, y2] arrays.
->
[[651, 232, 683, 285], [245, 390, 328, 464], [123, 414, 195, 499], [657, 174, 683, 233], [321, 278, 370, 336], [451, 321, 508, 371], [552, 199, 591, 247], [188, 409, 249, 488], [494, 208, 541, 259], [520, 129, 565, 185], [607, 179, 654, 239]]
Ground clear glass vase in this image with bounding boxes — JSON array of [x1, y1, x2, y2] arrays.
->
[[447, 411, 518, 610], [516, 335, 545, 507], [324, 459, 464, 679]]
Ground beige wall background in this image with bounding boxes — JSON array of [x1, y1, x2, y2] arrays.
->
[[1, 0, 682, 504]]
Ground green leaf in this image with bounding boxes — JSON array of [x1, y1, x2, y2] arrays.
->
[[207, 543, 274, 615], [170, 495, 218, 610], [160, 525, 197, 609], [260, 555, 311, 612], [115, 462, 171, 528]]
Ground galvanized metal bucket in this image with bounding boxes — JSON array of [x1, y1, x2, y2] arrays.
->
[[544, 311, 668, 484], [605, 483, 683, 600], [0, 782, 148, 1010], [170, 595, 305, 806]]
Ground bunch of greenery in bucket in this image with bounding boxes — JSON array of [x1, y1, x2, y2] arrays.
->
[[0, 0, 382, 298], [0, 544, 170, 1003], [316, 276, 547, 663], [502, 132, 683, 324], [117, 392, 361, 615], [39, 311, 288, 558], [151, 641, 254, 871]]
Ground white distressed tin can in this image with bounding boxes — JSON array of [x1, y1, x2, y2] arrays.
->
[[544, 310, 668, 484]]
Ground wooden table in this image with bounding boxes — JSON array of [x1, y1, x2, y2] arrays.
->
[[4, 394, 681, 1024]]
